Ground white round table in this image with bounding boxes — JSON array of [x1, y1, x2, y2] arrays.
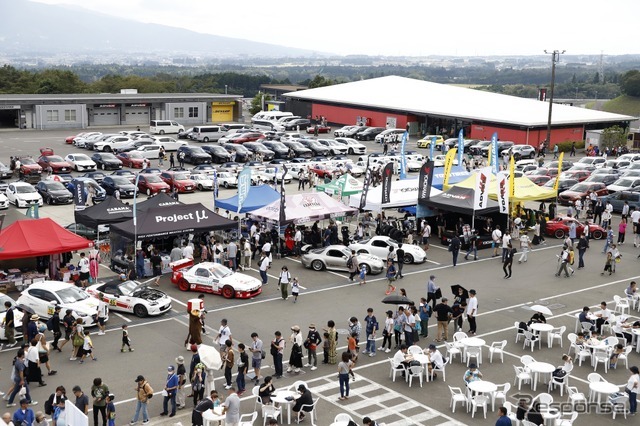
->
[[529, 323, 555, 347], [461, 337, 485, 363], [527, 361, 555, 391], [330, 422, 350, 426], [202, 406, 226, 426], [589, 381, 620, 412], [271, 390, 299, 424], [467, 380, 497, 411], [410, 353, 431, 381]]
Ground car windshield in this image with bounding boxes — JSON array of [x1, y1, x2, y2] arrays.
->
[[55, 286, 89, 303], [117, 280, 140, 295], [570, 184, 590, 192], [73, 154, 90, 161], [101, 154, 117, 160], [175, 173, 190, 180], [112, 177, 131, 185], [88, 173, 105, 180], [190, 147, 206, 154], [614, 179, 635, 186], [21, 158, 36, 165], [211, 146, 226, 153], [45, 182, 67, 191], [219, 172, 232, 178], [207, 264, 233, 279], [16, 185, 36, 193], [144, 175, 163, 183], [128, 152, 144, 159], [47, 156, 64, 162], [288, 142, 304, 149]]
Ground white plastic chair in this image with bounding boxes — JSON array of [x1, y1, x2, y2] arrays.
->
[[489, 340, 507, 363], [251, 386, 266, 417], [448, 386, 468, 413], [465, 346, 482, 367], [470, 395, 489, 419], [603, 314, 616, 335], [407, 345, 423, 356], [566, 333, 578, 357], [333, 414, 353, 423], [575, 345, 591, 367], [513, 365, 531, 390], [566, 386, 587, 408], [388, 358, 405, 382], [603, 336, 619, 347], [614, 295, 630, 316], [581, 321, 595, 335], [408, 365, 424, 387], [593, 347, 611, 373], [554, 411, 578, 426], [523, 330, 540, 351], [503, 401, 520, 426], [263, 405, 281, 426], [453, 331, 468, 350], [515, 321, 526, 343], [296, 399, 318, 425], [531, 392, 554, 408], [289, 380, 308, 392], [492, 382, 510, 411], [587, 373, 604, 401], [522, 420, 539, 426], [444, 341, 461, 364], [520, 355, 536, 366], [615, 345, 633, 369], [548, 363, 572, 396], [239, 411, 258, 426], [429, 362, 446, 382], [610, 393, 629, 419], [548, 326, 566, 348]]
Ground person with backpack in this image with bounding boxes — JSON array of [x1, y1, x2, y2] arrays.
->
[[555, 245, 571, 278], [270, 331, 285, 379], [347, 250, 358, 282]]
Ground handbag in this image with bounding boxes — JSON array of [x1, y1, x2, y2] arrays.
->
[[161, 389, 168, 397], [434, 288, 442, 299]]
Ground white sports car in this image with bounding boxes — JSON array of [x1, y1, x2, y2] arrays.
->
[[256, 167, 293, 183], [87, 280, 172, 317], [64, 153, 97, 172], [16, 281, 105, 326], [0, 294, 22, 341], [190, 174, 215, 191], [349, 236, 427, 264], [217, 172, 238, 188], [171, 261, 262, 299], [301, 245, 384, 274]]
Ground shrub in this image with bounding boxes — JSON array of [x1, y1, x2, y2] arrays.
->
[[555, 140, 585, 152]]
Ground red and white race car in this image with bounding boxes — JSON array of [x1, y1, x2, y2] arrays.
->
[[170, 259, 262, 299]]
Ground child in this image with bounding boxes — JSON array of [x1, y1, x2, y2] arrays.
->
[[610, 343, 625, 368], [80, 331, 97, 363], [618, 220, 627, 244], [291, 277, 300, 303], [575, 332, 586, 345], [385, 260, 397, 295], [358, 263, 367, 286], [106, 394, 116, 426], [347, 332, 358, 363], [601, 251, 613, 276], [121, 324, 133, 352], [322, 332, 330, 364]]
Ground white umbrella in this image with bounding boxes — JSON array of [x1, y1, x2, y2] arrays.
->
[[529, 304, 552, 316], [198, 344, 222, 370]]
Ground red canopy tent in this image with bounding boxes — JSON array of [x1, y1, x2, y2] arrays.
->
[[0, 218, 93, 260]]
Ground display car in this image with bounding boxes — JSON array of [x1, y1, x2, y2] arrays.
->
[[87, 280, 172, 317], [301, 245, 384, 274], [137, 173, 171, 195], [558, 182, 608, 205], [417, 135, 444, 149], [349, 236, 427, 264], [217, 172, 238, 188], [64, 153, 97, 172], [17, 157, 43, 177], [440, 230, 494, 251], [100, 176, 137, 198], [6, 182, 43, 207], [16, 281, 104, 326], [306, 125, 331, 134], [170, 260, 262, 299], [0, 294, 22, 341], [255, 167, 293, 184], [544, 216, 605, 239], [190, 173, 214, 191], [35, 180, 73, 205], [0, 193, 8, 210], [116, 152, 146, 168]]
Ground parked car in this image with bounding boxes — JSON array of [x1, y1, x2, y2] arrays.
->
[[137, 173, 171, 195], [600, 190, 640, 213], [281, 141, 313, 158], [242, 142, 275, 161], [317, 139, 349, 155], [559, 169, 591, 182], [16, 157, 43, 178], [301, 245, 384, 275], [110, 170, 137, 183], [190, 174, 214, 191], [349, 236, 427, 264], [81, 171, 106, 183], [0, 193, 8, 210], [87, 280, 172, 317], [542, 178, 579, 194], [178, 127, 195, 140], [222, 144, 252, 162], [170, 260, 262, 299], [355, 127, 385, 141], [101, 176, 137, 198], [299, 140, 330, 156], [152, 136, 188, 151], [529, 175, 551, 186], [283, 119, 311, 131], [35, 180, 73, 205], [160, 171, 196, 193], [607, 177, 640, 193], [583, 174, 618, 186], [201, 145, 232, 164], [334, 137, 367, 155], [91, 153, 123, 170], [481, 141, 514, 157], [68, 177, 107, 203], [220, 132, 265, 145], [509, 145, 537, 160], [256, 167, 293, 184], [526, 168, 559, 178], [417, 135, 444, 149], [177, 146, 212, 165], [217, 162, 243, 175], [65, 223, 99, 240], [64, 153, 97, 172], [467, 140, 491, 156], [545, 216, 605, 239], [261, 141, 291, 159], [572, 157, 606, 169], [5, 182, 43, 207], [129, 144, 161, 159], [558, 182, 608, 205], [334, 125, 362, 138], [306, 125, 331, 134], [217, 172, 238, 188], [116, 152, 146, 168]]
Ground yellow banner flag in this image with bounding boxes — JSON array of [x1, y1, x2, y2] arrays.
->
[[487, 145, 492, 167], [553, 152, 564, 191], [509, 154, 515, 199], [443, 148, 457, 187]]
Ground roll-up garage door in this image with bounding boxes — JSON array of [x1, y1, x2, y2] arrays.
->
[[124, 106, 150, 125], [93, 108, 120, 126]]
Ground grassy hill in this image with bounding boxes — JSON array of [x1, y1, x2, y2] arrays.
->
[[602, 95, 640, 116]]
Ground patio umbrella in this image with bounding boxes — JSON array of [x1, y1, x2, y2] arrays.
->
[[529, 304, 552, 316], [382, 295, 413, 305], [450, 285, 469, 299], [197, 344, 222, 370]]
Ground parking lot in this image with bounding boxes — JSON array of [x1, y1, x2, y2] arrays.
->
[[0, 126, 638, 425]]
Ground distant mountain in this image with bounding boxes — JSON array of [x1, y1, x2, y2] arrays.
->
[[0, 0, 323, 58]]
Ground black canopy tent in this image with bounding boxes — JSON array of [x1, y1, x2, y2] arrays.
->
[[73, 196, 133, 229], [419, 186, 499, 215], [136, 192, 183, 212], [110, 202, 236, 240]]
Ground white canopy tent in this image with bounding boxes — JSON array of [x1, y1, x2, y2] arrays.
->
[[348, 178, 442, 211], [250, 191, 357, 224]]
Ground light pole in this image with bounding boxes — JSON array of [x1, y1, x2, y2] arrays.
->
[[133, 174, 141, 252], [225, 85, 228, 95], [544, 49, 565, 147]]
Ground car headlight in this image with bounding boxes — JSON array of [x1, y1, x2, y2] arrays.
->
[[77, 312, 88, 317], [149, 301, 158, 306]]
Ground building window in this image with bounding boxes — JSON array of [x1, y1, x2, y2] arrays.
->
[[174, 107, 184, 118], [46, 110, 59, 122], [189, 107, 198, 118], [64, 109, 77, 122]]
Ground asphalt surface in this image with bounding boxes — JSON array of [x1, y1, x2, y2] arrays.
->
[[0, 127, 637, 426]]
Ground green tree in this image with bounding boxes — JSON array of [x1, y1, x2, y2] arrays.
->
[[620, 70, 640, 97], [249, 92, 271, 115], [600, 125, 627, 150], [307, 75, 335, 88]]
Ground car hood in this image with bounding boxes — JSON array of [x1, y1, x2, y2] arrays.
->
[[48, 189, 71, 197], [129, 285, 169, 301], [220, 273, 262, 290], [357, 254, 384, 264], [15, 192, 41, 200], [64, 298, 100, 316]]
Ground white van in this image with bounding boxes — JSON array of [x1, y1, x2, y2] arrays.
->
[[218, 123, 249, 131], [252, 111, 293, 123], [252, 120, 278, 131], [149, 120, 184, 135], [192, 125, 226, 142], [375, 128, 406, 143]]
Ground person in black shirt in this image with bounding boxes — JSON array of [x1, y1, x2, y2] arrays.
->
[[292, 384, 313, 421], [577, 234, 588, 269], [151, 250, 162, 286], [395, 244, 405, 279], [503, 243, 517, 279], [434, 298, 454, 342], [3, 301, 16, 348], [51, 306, 62, 351], [191, 390, 219, 426], [58, 309, 75, 352]]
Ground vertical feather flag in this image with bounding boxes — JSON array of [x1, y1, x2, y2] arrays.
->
[[442, 148, 457, 187]]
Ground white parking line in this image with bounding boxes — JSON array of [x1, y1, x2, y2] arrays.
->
[[113, 312, 132, 323]]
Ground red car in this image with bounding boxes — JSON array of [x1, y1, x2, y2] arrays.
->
[[306, 125, 331, 134], [228, 132, 265, 144], [116, 152, 145, 168], [525, 167, 559, 178], [37, 155, 73, 174], [560, 170, 591, 182], [558, 182, 608, 205], [39, 147, 54, 156], [159, 170, 196, 193], [17, 157, 43, 176], [545, 216, 605, 239], [137, 173, 171, 195], [308, 164, 334, 178], [529, 175, 551, 186], [65, 136, 76, 144]]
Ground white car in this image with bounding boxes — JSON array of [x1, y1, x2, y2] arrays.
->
[[64, 153, 97, 172], [190, 174, 214, 191], [130, 144, 161, 159], [171, 261, 262, 299], [433, 155, 460, 167], [16, 281, 105, 326], [6, 182, 43, 208], [334, 137, 366, 155], [152, 136, 188, 151], [94, 135, 133, 152], [72, 132, 102, 147], [317, 139, 349, 155], [217, 172, 238, 188], [349, 236, 427, 264], [606, 177, 640, 193], [0, 193, 8, 210], [257, 167, 293, 183], [0, 294, 22, 341], [87, 280, 172, 317]]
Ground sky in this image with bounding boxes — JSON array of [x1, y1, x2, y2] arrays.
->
[[31, 0, 640, 57]]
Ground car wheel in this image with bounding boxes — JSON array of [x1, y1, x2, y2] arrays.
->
[[348, 148, 354, 155], [46, 196, 52, 205], [177, 278, 190, 291], [146, 188, 152, 196], [203, 137, 209, 142], [197, 184, 203, 191], [159, 130, 165, 135], [221, 285, 235, 299], [223, 182, 229, 189], [104, 146, 112, 152], [356, 249, 368, 255], [554, 229, 565, 239], [359, 263, 371, 275], [311, 260, 325, 271], [528, 153, 535, 159], [101, 164, 106, 170], [403, 253, 414, 264], [592, 230, 604, 240], [133, 304, 148, 318]]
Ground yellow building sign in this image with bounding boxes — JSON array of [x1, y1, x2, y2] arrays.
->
[[211, 101, 235, 122]]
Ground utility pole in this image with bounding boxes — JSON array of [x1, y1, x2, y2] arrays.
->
[[544, 50, 565, 147]]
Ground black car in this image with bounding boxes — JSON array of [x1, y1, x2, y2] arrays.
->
[[222, 144, 252, 162], [191, 164, 217, 175], [177, 146, 212, 165], [68, 177, 107, 203], [299, 140, 330, 156], [468, 140, 491, 156], [65, 223, 98, 240], [91, 153, 123, 170], [543, 178, 579, 193], [281, 141, 312, 158], [584, 174, 619, 186], [111, 170, 137, 183], [261, 141, 291, 159], [243, 142, 275, 161], [35, 180, 73, 205], [100, 176, 137, 198], [82, 171, 106, 183], [201, 145, 232, 164], [283, 118, 311, 131], [138, 167, 163, 175], [355, 127, 385, 141]]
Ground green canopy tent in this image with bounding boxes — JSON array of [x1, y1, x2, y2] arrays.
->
[[316, 174, 363, 196]]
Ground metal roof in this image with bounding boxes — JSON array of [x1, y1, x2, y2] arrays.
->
[[0, 93, 241, 102], [283, 75, 636, 127]]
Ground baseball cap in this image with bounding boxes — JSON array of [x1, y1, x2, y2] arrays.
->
[[135, 375, 145, 382]]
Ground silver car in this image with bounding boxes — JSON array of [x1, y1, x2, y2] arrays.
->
[[301, 245, 384, 275]]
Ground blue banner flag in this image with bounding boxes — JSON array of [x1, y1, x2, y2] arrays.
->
[[213, 170, 219, 200], [457, 129, 464, 166], [429, 136, 436, 161], [491, 132, 499, 174], [399, 131, 408, 179], [237, 168, 251, 213]]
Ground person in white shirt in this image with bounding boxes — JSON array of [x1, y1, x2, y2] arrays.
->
[[262, 242, 272, 263], [501, 232, 511, 262], [595, 301, 611, 334], [466, 290, 478, 335], [293, 228, 302, 257], [250, 223, 257, 238], [214, 319, 232, 351], [242, 238, 251, 270], [258, 254, 270, 285], [631, 207, 640, 247], [392, 344, 409, 373], [519, 234, 532, 263], [426, 343, 445, 375], [182, 244, 194, 260], [421, 223, 431, 250], [491, 226, 502, 257]]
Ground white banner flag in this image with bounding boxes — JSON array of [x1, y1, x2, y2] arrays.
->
[[473, 167, 492, 210], [496, 171, 509, 215]]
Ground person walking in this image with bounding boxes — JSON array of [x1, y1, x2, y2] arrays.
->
[[287, 326, 304, 374], [466, 290, 478, 335], [338, 351, 354, 401], [503, 243, 516, 279], [258, 253, 270, 286], [347, 250, 359, 282], [626, 366, 639, 416], [304, 324, 321, 371], [2, 300, 17, 349], [160, 366, 178, 418], [555, 246, 571, 278], [449, 235, 461, 267], [91, 377, 109, 426], [270, 331, 285, 378], [362, 308, 378, 357], [278, 266, 291, 300], [158, 146, 165, 166], [434, 298, 453, 342], [419, 298, 431, 338], [6, 349, 36, 407], [131, 375, 153, 425], [577, 233, 588, 269], [395, 243, 405, 278], [603, 226, 614, 253], [464, 230, 478, 261], [249, 333, 263, 385], [426, 275, 440, 309], [385, 260, 397, 295], [518, 233, 531, 263], [214, 318, 232, 351]]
